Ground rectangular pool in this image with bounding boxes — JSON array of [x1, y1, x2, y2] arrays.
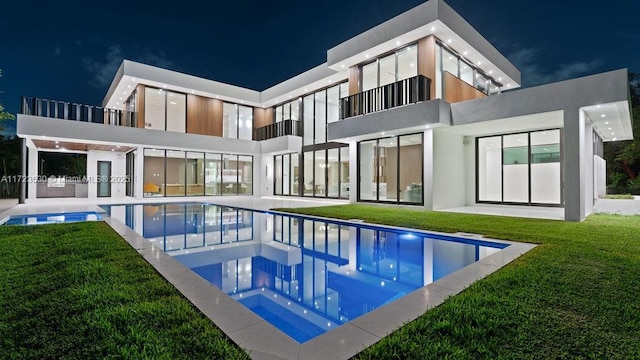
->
[[102, 202, 507, 343]]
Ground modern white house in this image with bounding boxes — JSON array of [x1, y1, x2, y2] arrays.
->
[[16, 0, 633, 221]]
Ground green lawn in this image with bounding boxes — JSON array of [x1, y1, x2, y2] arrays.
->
[[3, 207, 640, 359], [0, 222, 249, 359], [277, 205, 640, 359]]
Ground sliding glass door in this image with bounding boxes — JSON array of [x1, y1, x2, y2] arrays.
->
[[476, 129, 562, 206]]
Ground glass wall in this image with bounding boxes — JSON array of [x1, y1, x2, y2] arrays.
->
[[143, 148, 252, 198], [435, 43, 502, 97], [358, 133, 423, 204], [223, 102, 253, 140], [274, 99, 300, 122], [145, 88, 166, 130], [123, 89, 137, 127], [143, 149, 165, 197], [186, 152, 204, 196], [166, 150, 186, 197], [303, 151, 314, 195], [301, 82, 347, 145], [296, 145, 348, 198], [205, 153, 222, 195], [361, 44, 417, 91], [476, 129, 561, 205], [166, 91, 186, 132], [143, 87, 186, 132]]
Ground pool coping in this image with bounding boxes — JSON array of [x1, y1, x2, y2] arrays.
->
[[102, 207, 537, 360]]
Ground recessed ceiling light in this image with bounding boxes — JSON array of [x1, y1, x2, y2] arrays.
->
[[605, 121, 609, 125], [506, 84, 511, 87], [111, 149, 114, 152], [431, 26, 436, 31], [596, 105, 601, 108], [341, 64, 345, 68], [116, 102, 120, 105], [396, 40, 401, 45], [163, 84, 167, 88], [123, 91, 126, 94], [601, 114, 606, 118], [55, 145, 59, 148], [611, 132, 615, 135], [127, 85, 131, 88], [119, 97, 123, 100], [608, 127, 612, 130], [498, 77, 503, 81], [131, 78, 135, 81], [463, 51, 468, 55], [613, 137, 617, 141], [489, 70, 493, 74], [381, 132, 385, 135], [55, 141, 59, 144], [477, 61, 482, 65], [365, 53, 370, 59], [191, 90, 195, 94], [447, 39, 452, 43]]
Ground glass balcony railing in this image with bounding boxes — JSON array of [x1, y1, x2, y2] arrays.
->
[[339, 75, 431, 119], [253, 119, 301, 141], [20, 96, 136, 126]]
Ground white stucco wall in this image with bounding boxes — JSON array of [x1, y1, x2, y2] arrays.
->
[[87, 150, 127, 199], [432, 129, 466, 210]]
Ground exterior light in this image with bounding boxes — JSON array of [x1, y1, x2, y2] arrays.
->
[[601, 114, 606, 118], [447, 39, 452, 43]]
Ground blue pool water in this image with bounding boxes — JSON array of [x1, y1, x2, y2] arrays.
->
[[3, 211, 102, 225], [101, 202, 508, 343]]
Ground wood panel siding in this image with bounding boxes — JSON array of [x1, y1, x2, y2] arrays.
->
[[136, 84, 145, 128], [32, 140, 133, 152], [418, 36, 436, 98], [186, 94, 223, 136], [443, 71, 487, 103], [348, 66, 360, 95], [253, 107, 274, 129]]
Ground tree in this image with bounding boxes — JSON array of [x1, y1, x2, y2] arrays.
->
[[603, 72, 640, 192], [0, 69, 15, 132]]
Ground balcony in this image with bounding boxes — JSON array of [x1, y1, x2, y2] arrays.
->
[[253, 119, 301, 141], [21, 96, 135, 126], [340, 75, 431, 119]]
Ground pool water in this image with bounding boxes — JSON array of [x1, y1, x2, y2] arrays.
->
[[102, 202, 507, 343], [2, 211, 102, 225]]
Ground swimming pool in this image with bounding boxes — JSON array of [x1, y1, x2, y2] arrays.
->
[[2, 211, 102, 225], [102, 202, 508, 343]]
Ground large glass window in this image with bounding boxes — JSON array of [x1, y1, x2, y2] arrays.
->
[[238, 155, 253, 194], [359, 140, 377, 201], [339, 147, 349, 199], [205, 153, 222, 195], [303, 151, 314, 195], [223, 103, 238, 139], [222, 154, 238, 195], [143, 87, 186, 132], [223, 103, 253, 140], [314, 90, 327, 144], [186, 152, 204, 196], [274, 153, 300, 196], [477, 136, 502, 202], [476, 130, 561, 205], [358, 134, 423, 204], [436, 43, 503, 97], [327, 86, 339, 124], [166, 91, 186, 133], [143, 149, 165, 197], [275, 156, 283, 195], [502, 134, 529, 203], [361, 44, 418, 91], [442, 48, 459, 76], [165, 150, 186, 197], [238, 106, 253, 140], [144, 88, 166, 130], [530, 130, 561, 204], [399, 134, 423, 203], [314, 150, 326, 196], [290, 153, 299, 196], [303, 95, 314, 146]]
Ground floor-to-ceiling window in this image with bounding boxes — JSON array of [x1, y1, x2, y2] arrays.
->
[[435, 42, 502, 97], [143, 87, 186, 132], [476, 129, 562, 205], [358, 133, 423, 204], [223, 102, 253, 140], [361, 44, 417, 92], [274, 153, 301, 197], [143, 148, 252, 198]]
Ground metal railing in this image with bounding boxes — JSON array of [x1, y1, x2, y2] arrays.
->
[[340, 75, 431, 119], [20, 96, 136, 126], [253, 119, 301, 141]]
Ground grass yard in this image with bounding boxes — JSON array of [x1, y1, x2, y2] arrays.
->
[[0, 221, 249, 359], [2, 206, 640, 359], [277, 205, 640, 359]]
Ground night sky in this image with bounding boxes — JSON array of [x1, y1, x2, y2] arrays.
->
[[2, 0, 639, 135]]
